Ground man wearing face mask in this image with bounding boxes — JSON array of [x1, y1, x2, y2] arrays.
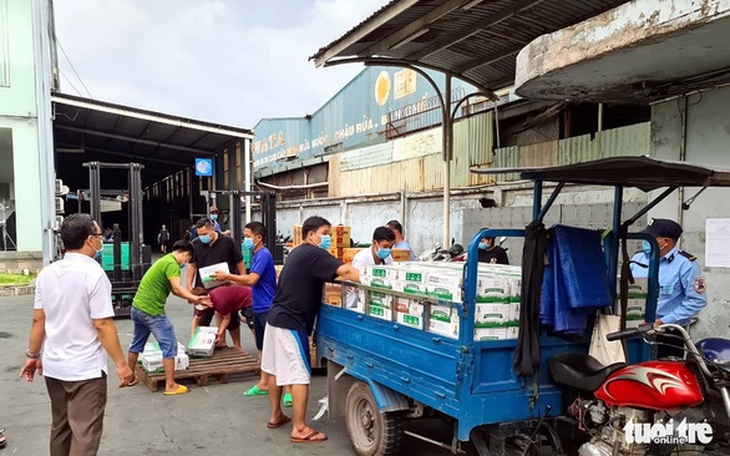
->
[[261, 216, 360, 442], [346, 226, 396, 308], [629, 218, 707, 358], [127, 240, 210, 395], [477, 235, 509, 265], [187, 217, 246, 346], [20, 213, 135, 455], [209, 205, 231, 236], [213, 221, 280, 400]]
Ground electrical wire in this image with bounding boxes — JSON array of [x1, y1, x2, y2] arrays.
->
[[58, 69, 82, 97], [47, 22, 92, 98]]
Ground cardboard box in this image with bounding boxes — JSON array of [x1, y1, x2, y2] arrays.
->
[[332, 225, 351, 247], [428, 304, 460, 339], [391, 249, 412, 262], [426, 272, 463, 302], [140, 342, 189, 373], [367, 291, 393, 320], [395, 297, 423, 329], [342, 248, 363, 265], [323, 283, 342, 307], [188, 326, 218, 358], [394, 269, 428, 296], [198, 262, 230, 289], [475, 303, 514, 327], [293, 225, 303, 246], [474, 327, 507, 341]]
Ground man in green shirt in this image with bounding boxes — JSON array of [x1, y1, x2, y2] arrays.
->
[[127, 240, 209, 395]]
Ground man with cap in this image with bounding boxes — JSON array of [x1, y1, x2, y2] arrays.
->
[[630, 218, 707, 358]]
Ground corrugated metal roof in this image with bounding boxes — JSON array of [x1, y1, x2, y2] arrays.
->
[[312, 0, 631, 94]]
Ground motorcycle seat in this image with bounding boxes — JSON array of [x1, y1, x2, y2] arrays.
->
[[549, 352, 627, 391]]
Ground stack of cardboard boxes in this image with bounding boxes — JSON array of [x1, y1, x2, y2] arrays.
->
[[292, 225, 352, 261], [140, 341, 190, 373], [356, 262, 522, 341]]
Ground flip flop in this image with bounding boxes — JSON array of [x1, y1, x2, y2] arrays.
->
[[266, 415, 291, 429], [125, 375, 140, 387], [163, 384, 189, 396], [290, 430, 327, 443], [242, 385, 268, 397], [283, 393, 293, 407], [0, 428, 6, 449]]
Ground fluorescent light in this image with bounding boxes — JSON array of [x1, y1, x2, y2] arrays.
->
[[389, 28, 430, 51], [462, 0, 484, 11]]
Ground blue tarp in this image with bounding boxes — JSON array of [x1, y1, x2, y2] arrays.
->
[[540, 225, 612, 335]]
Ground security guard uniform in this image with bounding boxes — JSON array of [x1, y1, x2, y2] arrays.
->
[[630, 246, 707, 326]]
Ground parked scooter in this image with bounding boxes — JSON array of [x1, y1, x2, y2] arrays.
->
[[549, 323, 730, 455]]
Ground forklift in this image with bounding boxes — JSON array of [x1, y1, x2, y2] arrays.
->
[[84, 162, 151, 318]]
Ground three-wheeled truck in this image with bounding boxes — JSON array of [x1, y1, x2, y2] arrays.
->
[[315, 157, 730, 455]]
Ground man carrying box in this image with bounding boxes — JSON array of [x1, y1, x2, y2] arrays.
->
[[190, 284, 252, 351], [346, 226, 396, 308], [127, 240, 210, 395]]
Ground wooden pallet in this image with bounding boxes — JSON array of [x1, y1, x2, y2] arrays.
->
[[135, 347, 260, 392]]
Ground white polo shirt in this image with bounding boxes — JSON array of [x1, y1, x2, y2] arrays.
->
[[346, 248, 394, 309], [34, 252, 115, 381]]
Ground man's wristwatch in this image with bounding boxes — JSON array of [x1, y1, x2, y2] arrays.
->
[[25, 349, 41, 359]]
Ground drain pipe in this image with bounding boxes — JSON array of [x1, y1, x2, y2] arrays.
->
[[677, 96, 688, 245]]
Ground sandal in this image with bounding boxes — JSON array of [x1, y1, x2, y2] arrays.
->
[[290, 430, 327, 443], [0, 428, 6, 449], [124, 375, 140, 387], [283, 393, 293, 408], [266, 415, 291, 429], [242, 385, 268, 397], [163, 384, 189, 396]]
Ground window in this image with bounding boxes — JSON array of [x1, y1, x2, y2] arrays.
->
[[223, 149, 229, 189]]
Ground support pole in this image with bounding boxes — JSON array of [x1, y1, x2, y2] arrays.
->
[[244, 139, 252, 224], [442, 75, 452, 248]]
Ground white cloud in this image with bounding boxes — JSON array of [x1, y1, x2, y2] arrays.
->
[[53, 0, 388, 127]]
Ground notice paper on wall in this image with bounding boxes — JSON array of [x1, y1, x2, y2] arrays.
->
[[705, 218, 730, 267]]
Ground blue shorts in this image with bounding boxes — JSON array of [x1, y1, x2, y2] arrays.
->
[[129, 307, 178, 359], [253, 311, 269, 352]]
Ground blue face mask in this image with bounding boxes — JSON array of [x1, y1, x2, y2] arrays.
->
[[210, 214, 218, 221], [478, 242, 488, 250], [376, 247, 391, 259], [199, 235, 212, 244], [642, 240, 652, 256], [180, 262, 187, 269], [243, 237, 255, 250], [319, 234, 331, 250]]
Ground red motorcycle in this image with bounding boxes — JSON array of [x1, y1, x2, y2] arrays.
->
[[549, 323, 730, 455]]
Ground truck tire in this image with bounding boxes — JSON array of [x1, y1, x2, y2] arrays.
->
[[345, 381, 402, 456]]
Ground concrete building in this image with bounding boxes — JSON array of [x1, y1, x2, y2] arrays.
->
[[513, 0, 730, 340], [0, 0, 56, 270]]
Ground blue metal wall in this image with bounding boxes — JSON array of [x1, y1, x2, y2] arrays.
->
[[252, 66, 476, 175]]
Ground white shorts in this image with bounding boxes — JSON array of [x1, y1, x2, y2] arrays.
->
[[261, 323, 311, 386]]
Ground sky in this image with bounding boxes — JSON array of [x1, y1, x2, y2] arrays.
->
[[52, 0, 388, 129]]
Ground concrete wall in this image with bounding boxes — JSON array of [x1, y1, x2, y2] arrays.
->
[[0, 0, 47, 254], [269, 185, 650, 258], [651, 85, 730, 340]]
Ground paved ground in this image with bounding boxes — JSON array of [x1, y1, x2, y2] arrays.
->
[[0, 290, 460, 455]]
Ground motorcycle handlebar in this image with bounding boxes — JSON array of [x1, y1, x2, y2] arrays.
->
[[606, 327, 641, 341]]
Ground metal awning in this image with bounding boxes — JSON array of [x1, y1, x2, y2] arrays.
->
[[310, 0, 631, 95], [52, 92, 253, 188], [470, 156, 730, 191]]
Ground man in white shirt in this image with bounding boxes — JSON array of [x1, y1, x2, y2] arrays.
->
[[347, 227, 396, 308], [20, 213, 134, 456]]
